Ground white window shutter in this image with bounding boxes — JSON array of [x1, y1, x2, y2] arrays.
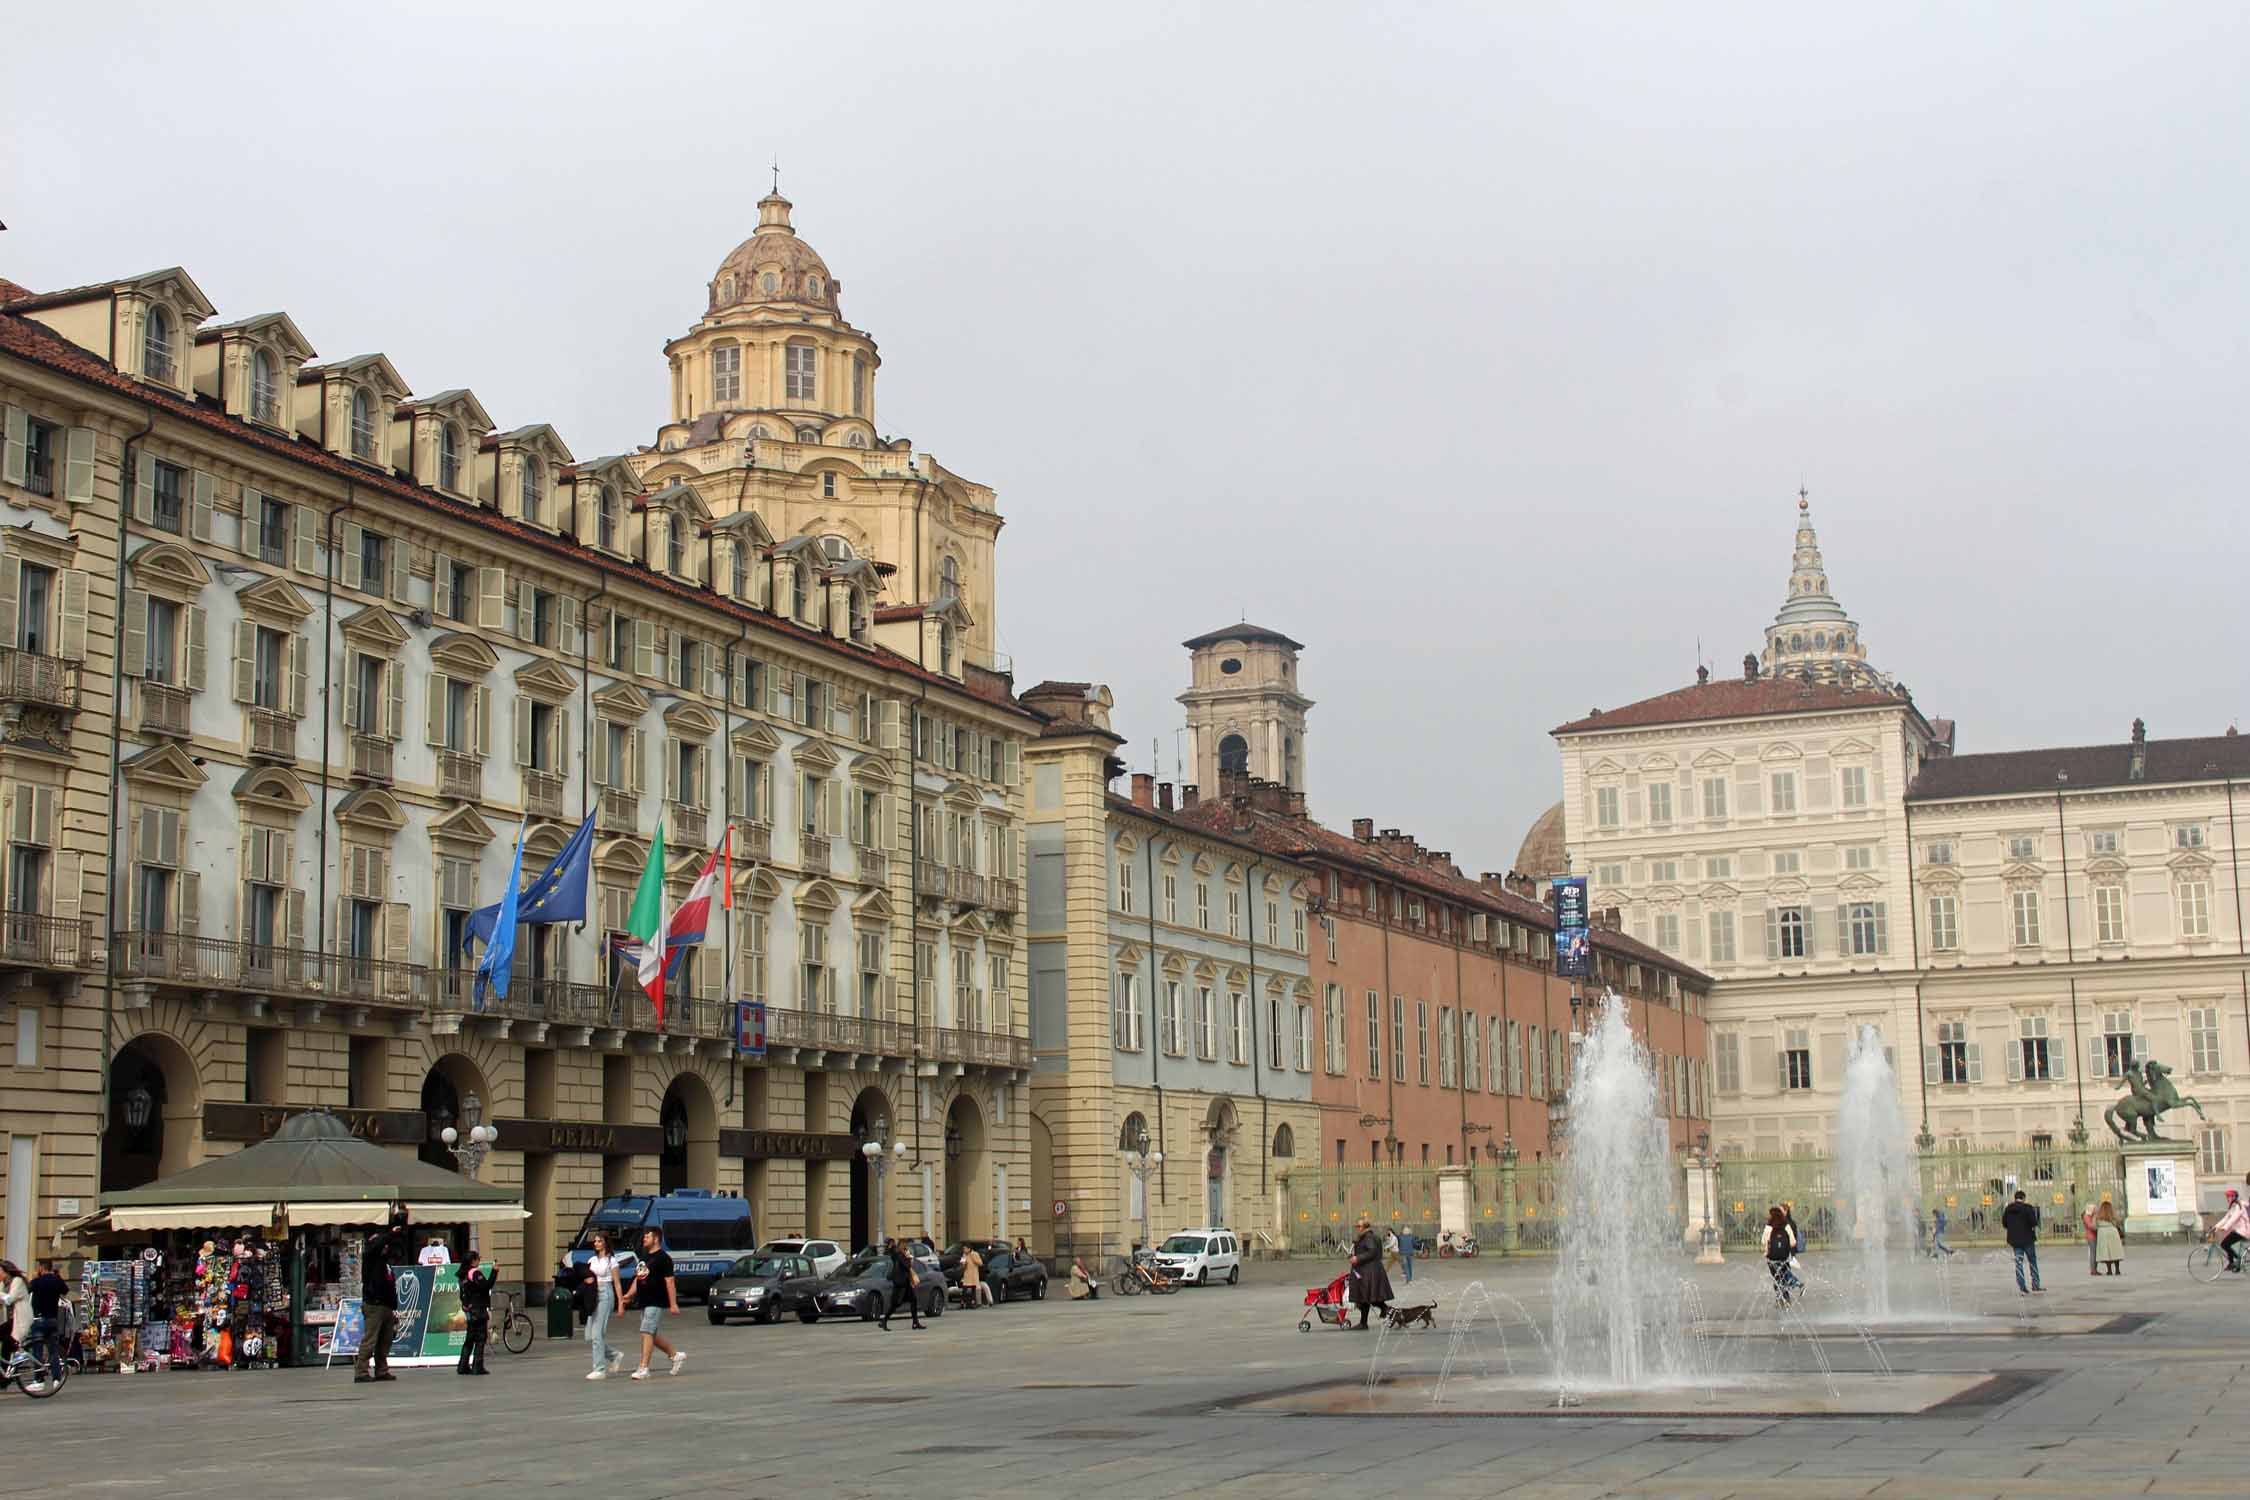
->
[[664, 738, 680, 801], [231, 620, 256, 703], [825, 780, 844, 838], [634, 617, 655, 679], [56, 570, 88, 661], [631, 728, 646, 793], [190, 470, 215, 543], [390, 537, 413, 603], [425, 672, 448, 746], [344, 650, 365, 731], [0, 408, 23, 486], [477, 567, 506, 631], [1967, 1043, 1983, 1084], [0, 557, 18, 651], [517, 581, 536, 642], [175, 869, 200, 934], [2132, 1033, 2148, 1070], [341, 522, 364, 590], [294, 506, 319, 575], [2050, 1042, 2067, 1082], [515, 696, 534, 767], [121, 589, 150, 677], [558, 595, 581, 657], [1004, 739, 1021, 788], [65, 427, 97, 506], [707, 650, 727, 702], [2006, 1042, 2023, 1082], [473, 684, 492, 756], [384, 901, 412, 964], [552, 707, 570, 776], [2087, 1033, 2105, 1080], [384, 657, 403, 739], [590, 720, 610, 786], [184, 606, 207, 691], [286, 634, 307, 718], [236, 488, 261, 554]]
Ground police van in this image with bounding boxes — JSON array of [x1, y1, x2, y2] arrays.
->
[[556, 1189, 757, 1304]]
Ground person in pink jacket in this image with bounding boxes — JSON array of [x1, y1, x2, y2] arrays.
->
[[2210, 1189, 2250, 1274]]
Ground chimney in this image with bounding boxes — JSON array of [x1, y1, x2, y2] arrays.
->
[[1696, 664, 1710, 685], [1286, 790, 1307, 818], [1182, 783, 1200, 809], [1157, 782, 1174, 812], [1743, 653, 1759, 683], [1352, 818, 1374, 841], [2128, 717, 2147, 781], [1130, 772, 1154, 808]]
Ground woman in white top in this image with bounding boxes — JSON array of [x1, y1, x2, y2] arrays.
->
[[1, 1260, 31, 1362], [584, 1232, 625, 1380]]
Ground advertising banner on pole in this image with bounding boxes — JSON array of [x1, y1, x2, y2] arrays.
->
[[1552, 877, 1591, 978]]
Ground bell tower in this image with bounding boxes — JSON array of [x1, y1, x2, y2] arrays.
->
[[1179, 624, 1313, 796]]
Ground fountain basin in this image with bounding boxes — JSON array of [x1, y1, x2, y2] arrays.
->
[[1231, 1369, 2039, 1419], [1694, 1310, 2148, 1338]]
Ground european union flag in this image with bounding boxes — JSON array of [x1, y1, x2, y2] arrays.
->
[[474, 822, 527, 1010], [466, 815, 594, 949]]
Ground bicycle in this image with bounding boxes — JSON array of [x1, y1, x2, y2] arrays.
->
[[492, 1287, 536, 1354], [2186, 1240, 2247, 1284], [3, 1336, 68, 1398], [1111, 1260, 1181, 1297]]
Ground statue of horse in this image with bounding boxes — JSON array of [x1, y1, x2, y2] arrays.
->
[[2103, 1058, 2207, 1142]]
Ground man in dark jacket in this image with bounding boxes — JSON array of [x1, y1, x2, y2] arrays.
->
[[354, 1211, 407, 1383], [455, 1249, 492, 1375], [1348, 1216, 1394, 1331], [876, 1238, 924, 1331], [2002, 1189, 2044, 1294]]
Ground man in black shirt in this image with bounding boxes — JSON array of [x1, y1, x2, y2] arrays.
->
[[354, 1211, 407, 1383], [619, 1227, 685, 1379], [876, 1237, 924, 1331], [455, 1248, 492, 1376], [25, 1259, 70, 1385], [2002, 1189, 2044, 1295]]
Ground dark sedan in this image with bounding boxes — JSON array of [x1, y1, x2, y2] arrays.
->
[[964, 1247, 1049, 1304], [705, 1252, 815, 1325], [773, 1247, 946, 1324]]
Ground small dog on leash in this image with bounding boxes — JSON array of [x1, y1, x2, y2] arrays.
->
[[1383, 1303, 1437, 1331]]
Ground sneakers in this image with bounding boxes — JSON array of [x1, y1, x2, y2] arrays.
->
[[607, 1350, 625, 1372], [630, 1367, 651, 1381], [585, 1369, 607, 1381], [669, 1351, 688, 1376]]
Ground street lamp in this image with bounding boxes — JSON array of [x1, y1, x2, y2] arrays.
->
[[440, 1090, 498, 1179], [1694, 1128, 1723, 1265], [858, 1128, 908, 1247], [1123, 1121, 1163, 1254]]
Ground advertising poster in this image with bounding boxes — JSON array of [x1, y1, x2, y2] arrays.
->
[[380, 1264, 465, 1366], [320, 1300, 365, 1361], [2144, 1160, 2178, 1217], [1552, 877, 1591, 978]]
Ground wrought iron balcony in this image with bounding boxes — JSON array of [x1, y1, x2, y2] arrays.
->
[[138, 681, 190, 738], [948, 868, 987, 906], [246, 707, 296, 760], [523, 769, 564, 819], [800, 833, 831, 876], [0, 912, 87, 968], [767, 1005, 915, 1059], [349, 733, 394, 784], [921, 1024, 1031, 1071], [856, 845, 889, 884], [0, 649, 79, 710], [437, 750, 481, 802], [113, 933, 430, 1013], [734, 820, 772, 863], [914, 861, 949, 900], [986, 875, 1020, 913], [598, 787, 637, 836], [669, 802, 709, 848]]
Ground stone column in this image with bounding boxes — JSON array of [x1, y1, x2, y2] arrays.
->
[[1497, 1138, 1520, 1255]]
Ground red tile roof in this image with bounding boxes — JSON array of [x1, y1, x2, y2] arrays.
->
[[0, 306, 1034, 723], [1553, 675, 1914, 735], [0, 278, 37, 306]]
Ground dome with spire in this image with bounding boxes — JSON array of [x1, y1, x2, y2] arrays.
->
[[708, 192, 840, 316], [1758, 489, 1887, 689]]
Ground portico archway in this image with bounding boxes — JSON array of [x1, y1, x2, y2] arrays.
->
[[944, 1091, 987, 1243], [103, 1032, 201, 1193]]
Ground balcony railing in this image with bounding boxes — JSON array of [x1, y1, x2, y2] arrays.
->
[[430, 973, 611, 1025], [246, 707, 296, 760], [915, 861, 949, 900], [523, 770, 564, 820], [987, 875, 1020, 912], [921, 1025, 1032, 1071], [670, 802, 708, 848], [948, 868, 987, 906], [139, 681, 191, 737], [113, 933, 429, 1012], [734, 820, 772, 863], [620, 991, 732, 1041], [349, 733, 394, 784], [0, 649, 79, 710], [800, 833, 831, 876], [438, 750, 481, 802], [767, 1005, 915, 1059], [598, 787, 637, 836], [0, 912, 87, 968], [857, 846, 888, 884]]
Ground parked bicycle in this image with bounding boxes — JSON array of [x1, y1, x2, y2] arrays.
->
[[492, 1287, 536, 1354], [1112, 1260, 1182, 1296]]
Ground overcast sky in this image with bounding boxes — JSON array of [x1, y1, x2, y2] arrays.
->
[[8, 3, 2246, 873]]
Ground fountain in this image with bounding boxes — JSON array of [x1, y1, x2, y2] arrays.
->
[[1833, 1023, 1915, 1321]]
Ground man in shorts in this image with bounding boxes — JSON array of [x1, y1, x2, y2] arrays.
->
[[620, 1226, 686, 1380]]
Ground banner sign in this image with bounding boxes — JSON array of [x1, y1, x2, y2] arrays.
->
[[204, 1103, 426, 1144], [736, 1000, 767, 1057], [1552, 877, 1591, 978], [321, 1268, 466, 1368]]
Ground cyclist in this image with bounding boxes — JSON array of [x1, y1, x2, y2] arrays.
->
[[24, 1259, 72, 1387], [2209, 1188, 2249, 1274]]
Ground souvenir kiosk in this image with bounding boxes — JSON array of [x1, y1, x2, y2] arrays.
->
[[61, 1111, 524, 1371]]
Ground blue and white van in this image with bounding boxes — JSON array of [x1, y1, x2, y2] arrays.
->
[[557, 1189, 757, 1303]]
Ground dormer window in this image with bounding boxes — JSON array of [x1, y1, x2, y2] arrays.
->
[[350, 388, 377, 459], [806, 275, 821, 297], [250, 349, 280, 424], [438, 424, 463, 492], [795, 427, 821, 444], [598, 486, 620, 551], [518, 458, 543, 524], [719, 275, 736, 302], [762, 272, 777, 294], [730, 543, 749, 599], [666, 517, 685, 576], [820, 534, 853, 560], [712, 343, 741, 405], [143, 305, 176, 384]]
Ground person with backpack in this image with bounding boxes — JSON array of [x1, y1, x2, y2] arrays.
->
[[1930, 1205, 1955, 1257], [2001, 1189, 2044, 1295], [1762, 1206, 1798, 1303]]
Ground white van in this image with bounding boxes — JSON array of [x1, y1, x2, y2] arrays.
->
[[1151, 1227, 1241, 1286]]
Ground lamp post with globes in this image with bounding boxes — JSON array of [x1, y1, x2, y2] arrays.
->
[[859, 1132, 908, 1247], [440, 1091, 499, 1178], [1123, 1121, 1163, 1255]]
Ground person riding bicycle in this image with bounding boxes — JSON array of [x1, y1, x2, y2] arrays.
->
[[2210, 1189, 2250, 1273], [24, 1259, 71, 1387]]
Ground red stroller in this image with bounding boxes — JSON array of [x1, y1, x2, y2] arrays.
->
[[1299, 1271, 1354, 1331]]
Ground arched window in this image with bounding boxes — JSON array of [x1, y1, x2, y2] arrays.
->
[[1118, 1112, 1150, 1153], [719, 274, 736, 302], [438, 423, 463, 491], [795, 426, 821, 444], [820, 534, 854, 561], [250, 348, 279, 423], [940, 554, 959, 591], [747, 424, 771, 441], [518, 455, 542, 522], [806, 274, 822, 297], [1272, 1123, 1295, 1158], [762, 272, 777, 294], [143, 304, 175, 383], [666, 516, 685, 576], [349, 387, 377, 459], [846, 431, 867, 448], [1218, 735, 1249, 775]]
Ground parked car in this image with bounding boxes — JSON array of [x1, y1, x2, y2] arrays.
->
[[705, 1252, 817, 1325], [757, 1237, 847, 1279], [1150, 1227, 1242, 1286], [772, 1246, 946, 1324], [975, 1247, 1049, 1303]]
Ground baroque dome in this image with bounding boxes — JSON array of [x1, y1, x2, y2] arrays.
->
[[708, 192, 839, 315], [1513, 800, 1568, 882]]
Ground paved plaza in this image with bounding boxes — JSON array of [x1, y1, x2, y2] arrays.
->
[[21, 1247, 2250, 1499]]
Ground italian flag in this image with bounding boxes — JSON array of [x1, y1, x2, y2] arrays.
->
[[627, 822, 669, 1022]]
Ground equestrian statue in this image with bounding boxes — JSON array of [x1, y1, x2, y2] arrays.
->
[[2102, 1057, 2207, 1142]]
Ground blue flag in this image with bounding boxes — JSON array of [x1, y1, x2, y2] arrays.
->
[[466, 815, 594, 948], [473, 822, 527, 1010]]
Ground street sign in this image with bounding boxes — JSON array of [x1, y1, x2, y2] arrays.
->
[[1052, 1199, 1069, 1219], [736, 1000, 767, 1056]]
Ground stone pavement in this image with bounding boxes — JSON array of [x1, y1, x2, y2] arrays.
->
[[21, 1245, 2250, 1499]]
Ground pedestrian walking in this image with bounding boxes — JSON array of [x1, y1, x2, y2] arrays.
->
[[2210, 1189, 2250, 1274], [877, 1237, 925, 1331], [2081, 1202, 2099, 1275], [959, 1244, 985, 1310], [2093, 1202, 2125, 1275], [1931, 1205, 1955, 1257], [620, 1227, 685, 1380], [2002, 1189, 2044, 1294], [584, 1230, 625, 1380], [1347, 1215, 1393, 1331], [353, 1211, 407, 1384], [1396, 1226, 1418, 1284], [1762, 1206, 1799, 1302], [0, 1259, 28, 1366], [455, 1250, 492, 1374], [23, 1259, 70, 1386]]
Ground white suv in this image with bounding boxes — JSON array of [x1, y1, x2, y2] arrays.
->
[[1151, 1227, 1241, 1286], [758, 1238, 845, 1278]]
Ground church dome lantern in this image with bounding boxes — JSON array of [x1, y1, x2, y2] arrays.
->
[[708, 192, 839, 315], [1758, 489, 1889, 689]]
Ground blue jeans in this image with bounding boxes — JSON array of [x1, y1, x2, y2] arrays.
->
[[1399, 1248, 1414, 1283], [28, 1317, 62, 1383], [2013, 1244, 2042, 1292], [588, 1286, 614, 1372]]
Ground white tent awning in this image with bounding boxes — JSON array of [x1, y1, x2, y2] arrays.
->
[[108, 1205, 278, 1231], [400, 1201, 528, 1225], [279, 1202, 396, 1227]]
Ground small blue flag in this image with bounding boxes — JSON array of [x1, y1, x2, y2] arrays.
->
[[467, 814, 594, 948], [473, 821, 527, 1010]]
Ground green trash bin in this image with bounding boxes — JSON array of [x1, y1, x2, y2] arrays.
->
[[547, 1285, 574, 1340]]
